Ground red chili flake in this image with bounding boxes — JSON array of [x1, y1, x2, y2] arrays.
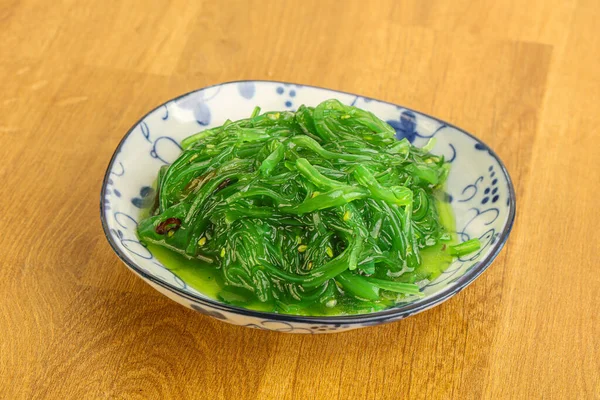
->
[[155, 217, 182, 235]]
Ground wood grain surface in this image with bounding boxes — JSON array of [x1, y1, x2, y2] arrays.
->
[[1, 0, 599, 398]]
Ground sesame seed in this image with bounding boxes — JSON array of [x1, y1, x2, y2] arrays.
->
[[326, 247, 334, 257]]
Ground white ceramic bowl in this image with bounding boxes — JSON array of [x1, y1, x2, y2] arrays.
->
[[100, 81, 515, 333]]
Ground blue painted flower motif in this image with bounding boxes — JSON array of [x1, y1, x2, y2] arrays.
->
[[260, 320, 315, 333], [474, 142, 495, 156], [150, 137, 183, 164], [237, 82, 256, 99], [243, 323, 270, 330], [175, 91, 213, 126], [140, 121, 151, 142], [387, 111, 418, 142], [194, 103, 211, 126], [131, 186, 155, 208], [458, 176, 484, 203], [486, 166, 500, 204], [110, 162, 125, 177], [115, 212, 138, 230], [190, 304, 227, 320], [275, 86, 299, 109], [121, 239, 152, 259]]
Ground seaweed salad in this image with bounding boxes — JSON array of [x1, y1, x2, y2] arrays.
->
[[137, 99, 480, 315]]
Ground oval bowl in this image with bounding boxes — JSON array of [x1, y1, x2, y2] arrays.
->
[[100, 80, 515, 333]]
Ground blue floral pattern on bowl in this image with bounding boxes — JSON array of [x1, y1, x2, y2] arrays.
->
[[100, 81, 515, 333]]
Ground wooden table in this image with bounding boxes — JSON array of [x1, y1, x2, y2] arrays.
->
[[1, 0, 598, 398]]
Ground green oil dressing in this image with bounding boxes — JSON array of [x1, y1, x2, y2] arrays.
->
[[146, 243, 276, 313], [144, 195, 457, 316], [408, 194, 457, 282]]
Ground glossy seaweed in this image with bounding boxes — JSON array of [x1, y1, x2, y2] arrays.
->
[[137, 99, 480, 314]]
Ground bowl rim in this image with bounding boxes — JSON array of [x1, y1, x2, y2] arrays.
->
[[100, 79, 516, 325]]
